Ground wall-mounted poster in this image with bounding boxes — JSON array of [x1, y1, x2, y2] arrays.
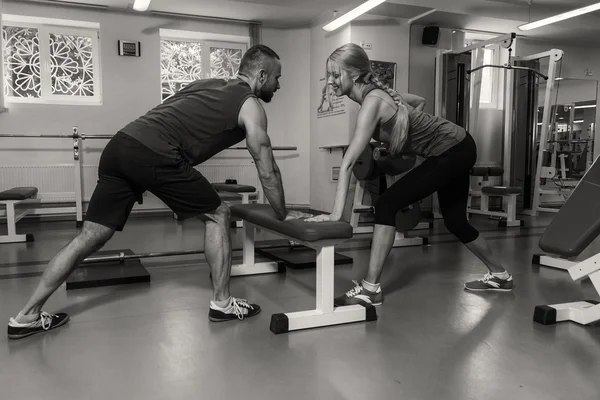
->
[[317, 77, 346, 118], [370, 60, 397, 90]]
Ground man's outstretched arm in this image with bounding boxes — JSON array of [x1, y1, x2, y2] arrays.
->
[[239, 97, 287, 220]]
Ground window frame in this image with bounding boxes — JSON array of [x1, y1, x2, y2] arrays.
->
[[478, 45, 501, 110], [1, 14, 102, 106], [158, 29, 249, 102]]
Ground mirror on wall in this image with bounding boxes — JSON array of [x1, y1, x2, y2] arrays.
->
[[533, 78, 598, 209], [537, 78, 598, 180]]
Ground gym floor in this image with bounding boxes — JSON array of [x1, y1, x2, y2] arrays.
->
[[1, 213, 599, 400]]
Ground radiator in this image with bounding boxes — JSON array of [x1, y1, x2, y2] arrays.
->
[[0, 163, 260, 206], [0, 164, 76, 200]]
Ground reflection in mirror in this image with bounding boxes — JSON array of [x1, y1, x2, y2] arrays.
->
[[536, 78, 598, 208]]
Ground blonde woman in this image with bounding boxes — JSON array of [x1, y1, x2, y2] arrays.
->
[[307, 43, 513, 306]]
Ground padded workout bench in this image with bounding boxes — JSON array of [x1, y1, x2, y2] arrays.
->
[[467, 166, 524, 228], [0, 187, 38, 244], [230, 204, 377, 334], [533, 156, 600, 325]]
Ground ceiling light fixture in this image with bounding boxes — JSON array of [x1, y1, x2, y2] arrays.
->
[[575, 104, 597, 109], [323, 0, 387, 32], [133, 0, 151, 12], [518, 2, 600, 31]]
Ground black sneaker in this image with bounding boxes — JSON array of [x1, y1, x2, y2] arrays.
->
[[208, 298, 261, 322], [464, 273, 514, 292], [7, 312, 70, 340], [334, 280, 384, 307]]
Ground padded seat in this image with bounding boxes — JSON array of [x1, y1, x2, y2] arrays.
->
[[482, 186, 522, 195], [0, 187, 38, 201], [212, 183, 256, 193], [230, 204, 353, 242]]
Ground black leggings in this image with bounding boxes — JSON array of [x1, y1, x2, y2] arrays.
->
[[373, 132, 479, 244]]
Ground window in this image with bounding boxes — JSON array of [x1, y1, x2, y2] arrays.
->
[[479, 48, 494, 104], [159, 30, 248, 101], [1, 15, 101, 105]]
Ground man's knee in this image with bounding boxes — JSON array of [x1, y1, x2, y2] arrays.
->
[[79, 221, 115, 248], [203, 202, 230, 224]]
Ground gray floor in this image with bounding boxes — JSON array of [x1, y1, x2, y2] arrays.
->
[[1, 213, 600, 400]]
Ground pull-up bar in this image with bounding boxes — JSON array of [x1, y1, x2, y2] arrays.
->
[[467, 64, 549, 80]]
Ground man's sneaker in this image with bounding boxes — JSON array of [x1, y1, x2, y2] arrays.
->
[[7, 312, 70, 340], [208, 297, 261, 322], [464, 273, 514, 292], [334, 280, 383, 307]]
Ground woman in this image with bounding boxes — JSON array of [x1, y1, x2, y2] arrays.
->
[[306, 43, 513, 306]]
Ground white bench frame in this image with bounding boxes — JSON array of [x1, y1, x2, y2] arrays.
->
[[0, 198, 37, 244], [232, 220, 376, 334], [534, 252, 600, 325], [532, 254, 576, 271]]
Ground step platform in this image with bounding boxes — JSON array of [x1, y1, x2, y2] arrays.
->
[[66, 249, 151, 290]]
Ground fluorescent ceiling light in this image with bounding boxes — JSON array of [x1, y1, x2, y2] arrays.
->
[[518, 2, 600, 31], [575, 104, 597, 109], [323, 0, 387, 32], [133, 0, 151, 11]]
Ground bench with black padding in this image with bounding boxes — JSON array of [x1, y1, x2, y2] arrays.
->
[[468, 165, 524, 228], [533, 156, 600, 326], [212, 183, 257, 193], [230, 203, 377, 334], [0, 187, 39, 244]]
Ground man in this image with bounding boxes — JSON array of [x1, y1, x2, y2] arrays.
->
[[8, 44, 308, 340]]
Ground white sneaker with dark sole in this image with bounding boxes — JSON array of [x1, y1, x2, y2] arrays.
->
[[464, 273, 514, 292]]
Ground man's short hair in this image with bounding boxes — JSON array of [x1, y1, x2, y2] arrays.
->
[[239, 44, 280, 76]]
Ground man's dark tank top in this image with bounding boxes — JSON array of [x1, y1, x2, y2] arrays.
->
[[121, 78, 256, 165]]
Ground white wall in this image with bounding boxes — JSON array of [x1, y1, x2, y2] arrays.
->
[[309, 13, 352, 213], [309, 15, 412, 213], [0, 2, 310, 210], [408, 25, 453, 115], [262, 27, 311, 206]]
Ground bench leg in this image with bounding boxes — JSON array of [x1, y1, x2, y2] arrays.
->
[[499, 194, 524, 228], [532, 254, 576, 271], [233, 194, 252, 229], [0, 201, 32, 244], [231, 222, 281, 276], [270, 245, 377, 334], [534, 256, 600, 325]]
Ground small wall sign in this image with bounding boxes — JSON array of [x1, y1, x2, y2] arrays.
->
[[118, 40, 141, 57]]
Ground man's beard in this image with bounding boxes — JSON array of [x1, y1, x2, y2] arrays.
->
[[260, 92, 273, 103]]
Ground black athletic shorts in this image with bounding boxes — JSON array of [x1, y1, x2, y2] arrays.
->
[[85, 132, 221, 231]]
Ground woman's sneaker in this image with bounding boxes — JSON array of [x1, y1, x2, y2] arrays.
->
[[7, 312, 70, 340], [464, 273, 514, 292], [208, 297, 261, 322], [334, 280, 383, 307]]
